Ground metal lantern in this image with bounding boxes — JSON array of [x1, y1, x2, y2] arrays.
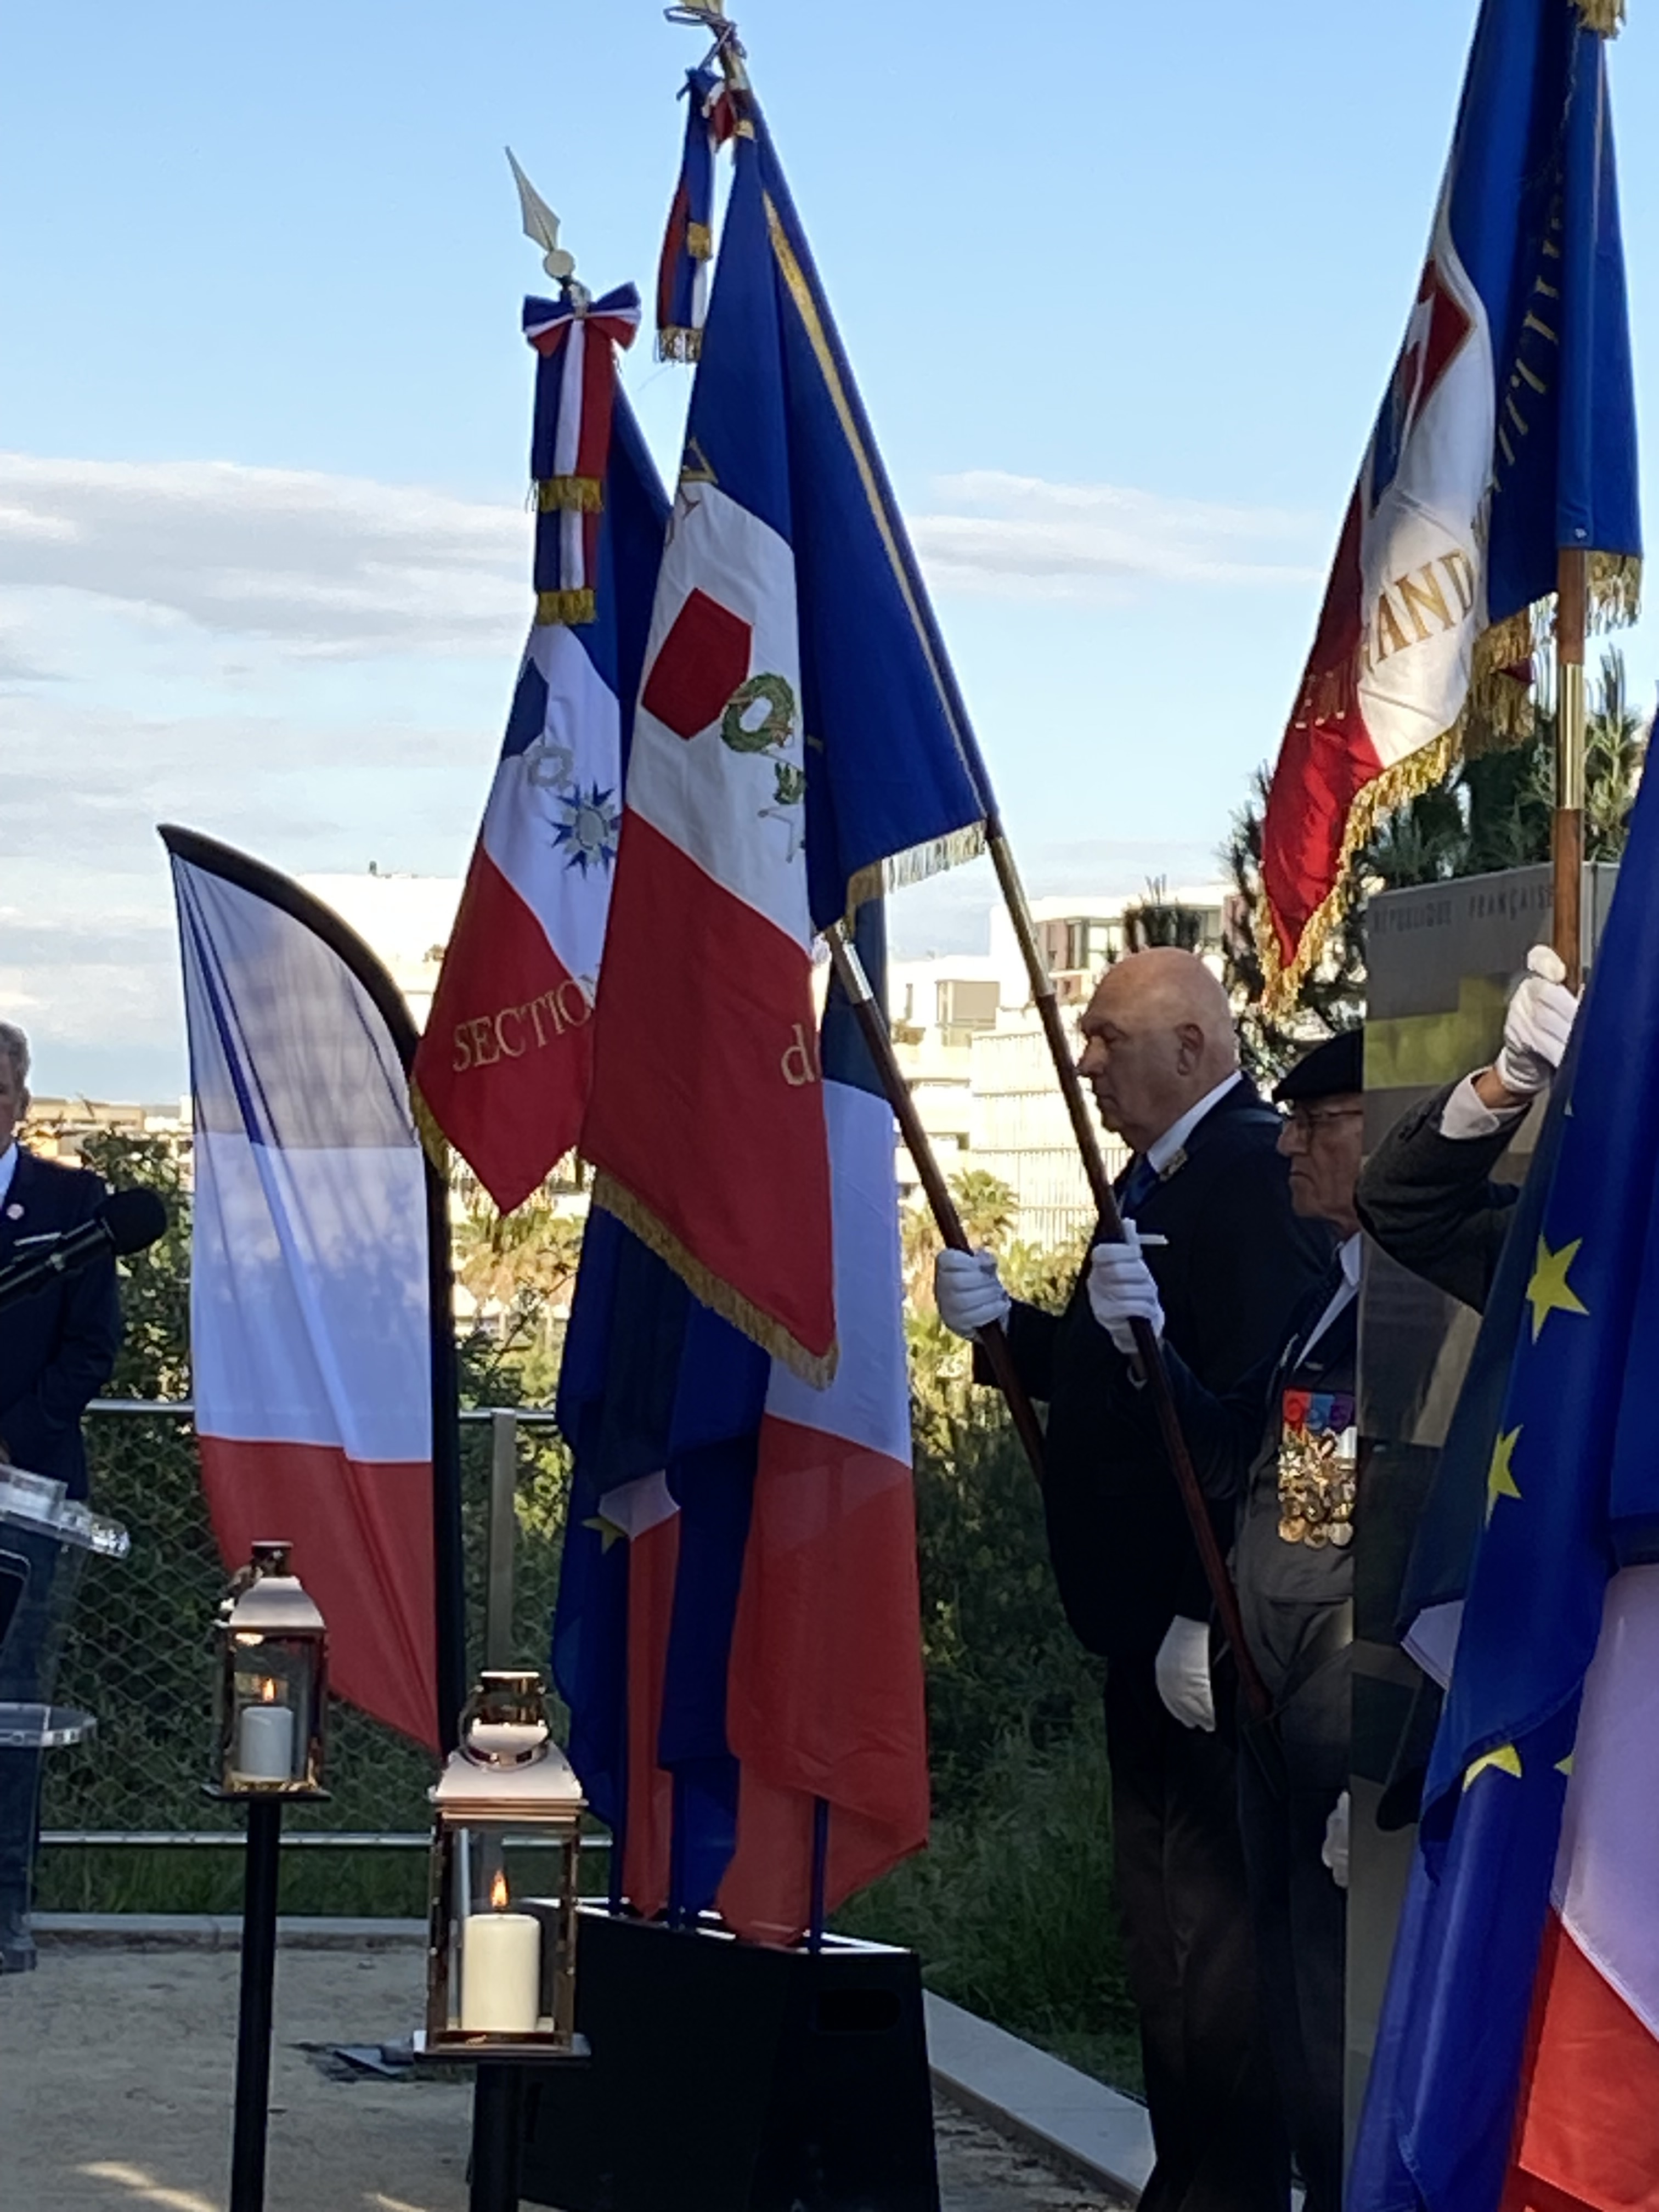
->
[[211, 1541, 328, 1797], [423, 1669, 586, 2055]]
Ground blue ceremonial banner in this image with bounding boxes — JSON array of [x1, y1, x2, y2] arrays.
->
[[743, 110, 989, 926], [1260, 0, 1639, 1003], [1353, 741, 1659, 2205]]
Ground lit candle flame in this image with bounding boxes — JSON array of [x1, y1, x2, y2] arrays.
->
[[490, 1871, 510, 1911], [259, 1679, 276, 1705]]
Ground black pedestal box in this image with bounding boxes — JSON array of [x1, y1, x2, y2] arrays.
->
[[516, 1908, 940, 2212]]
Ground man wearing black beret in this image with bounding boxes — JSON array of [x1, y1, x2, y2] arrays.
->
[[1090, 1026, 1366, 2212]]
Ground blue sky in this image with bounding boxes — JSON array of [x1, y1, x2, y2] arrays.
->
[[3, 1, 1657, 1098]]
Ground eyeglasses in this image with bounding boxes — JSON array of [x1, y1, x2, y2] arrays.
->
[[1279, 1104, 1365, 1147]]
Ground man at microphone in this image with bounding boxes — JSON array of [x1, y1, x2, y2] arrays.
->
[[0, 1020, 123, 1974]]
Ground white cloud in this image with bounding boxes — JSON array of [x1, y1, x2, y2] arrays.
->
[[0, 447, 1316, 1096], [911, 470, 1321, 602], [0, 452, 530, 662]]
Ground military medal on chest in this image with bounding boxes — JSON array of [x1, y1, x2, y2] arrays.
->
[[1276, 1390, 1358, 1548]]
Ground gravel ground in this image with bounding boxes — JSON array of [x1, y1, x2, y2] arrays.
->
[[0, 1949, 1125, 2212]]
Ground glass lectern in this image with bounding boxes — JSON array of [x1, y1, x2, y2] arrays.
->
[[0, 1463, 129, 1753]]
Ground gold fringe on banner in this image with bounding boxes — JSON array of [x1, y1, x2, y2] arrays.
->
[[536, 476, 603, 515], [844, 822, 988, 917], [1257, 724, 1461, 1017], [591, 1170, 838, 1387], [409, 1080, 452, 1179], [1258, 552, 1643, 1012], [1573, 0, 1626, 33], [687, 221, 714, 259], [535, 588, 596, 626], [657, 326, 703, 363], [1464, 608, 1540, 754]]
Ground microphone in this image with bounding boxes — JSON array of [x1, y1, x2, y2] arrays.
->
[[0, 1187, 168, 1313]]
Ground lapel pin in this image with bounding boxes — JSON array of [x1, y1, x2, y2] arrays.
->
[[4, 1203, 21, 1220]]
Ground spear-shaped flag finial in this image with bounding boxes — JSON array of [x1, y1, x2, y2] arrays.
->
[[506, 148, 577, 283]]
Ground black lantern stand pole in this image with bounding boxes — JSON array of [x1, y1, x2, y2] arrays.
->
[[230, 1796, 285, 2212], [470, 2067, 524, 2212]]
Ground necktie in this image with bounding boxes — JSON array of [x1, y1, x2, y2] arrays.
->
[[1119, 1154, 1158, 1216]]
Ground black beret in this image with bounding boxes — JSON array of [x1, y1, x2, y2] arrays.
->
[[1272, 1027, 1364, 1106]]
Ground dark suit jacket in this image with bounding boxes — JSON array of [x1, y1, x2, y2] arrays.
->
[[1354, 1081, 1525, 1314], [0, 1149, 122, 1498], [995, 1079, 1333, 1661]]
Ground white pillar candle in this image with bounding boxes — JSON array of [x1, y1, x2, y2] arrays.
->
[[235, 1700, 295, 1782], [460, 1910, 541, 2034]]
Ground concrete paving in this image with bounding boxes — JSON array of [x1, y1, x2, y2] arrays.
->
[[0, 1946, 1129, 2212], [924, 1993, 1153, 2200]]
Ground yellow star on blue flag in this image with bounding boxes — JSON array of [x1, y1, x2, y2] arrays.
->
[[1525, 1234, 1588, 1340], [1485, 1425, 1522, 1520]]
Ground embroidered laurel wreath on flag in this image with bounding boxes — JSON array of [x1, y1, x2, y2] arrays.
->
[[1257, 0, 1639, 1012]]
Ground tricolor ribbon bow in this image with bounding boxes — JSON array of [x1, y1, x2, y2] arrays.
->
[[656, 68, 737, 362], [522, 282, 643, 626]]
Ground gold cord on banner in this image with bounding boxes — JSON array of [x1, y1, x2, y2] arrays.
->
[[536, 476, 603, 514], [1574, 0, 1626, 33], [1258, 554, 1643, 1014], [591, 1169, 838, 1387], [657, 326, 704, 363], [535, 588, 597, 626], [686, 221, 714, 259]]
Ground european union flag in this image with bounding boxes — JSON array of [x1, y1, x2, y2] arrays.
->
[[1352, 722, 1659, 2207]]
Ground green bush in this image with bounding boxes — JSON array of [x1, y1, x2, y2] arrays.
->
[[837, 1724, 1140, 2091]]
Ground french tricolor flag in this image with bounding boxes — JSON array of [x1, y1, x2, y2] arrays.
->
[[167, 828, 445, 1751], [1506, 1571, 1659, 2204], [718, 913, 929, 1942], [414, 290, 666, 1214], [1257, 0, 1638, 1009], [554, 85, 986, 1940]]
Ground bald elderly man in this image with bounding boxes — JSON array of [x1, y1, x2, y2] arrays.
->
[[935, 950, 1330, 2212]]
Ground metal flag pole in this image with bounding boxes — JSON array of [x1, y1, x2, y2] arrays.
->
[[1553, 548, 1589, 990]]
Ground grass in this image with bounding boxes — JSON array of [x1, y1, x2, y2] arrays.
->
[[835, 1724, 1143, 2096]]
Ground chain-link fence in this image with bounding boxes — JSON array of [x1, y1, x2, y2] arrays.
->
[[35, 1402, 571, 1912]]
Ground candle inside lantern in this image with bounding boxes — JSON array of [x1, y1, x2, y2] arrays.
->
[[459, 1870, 541, 2035], [235, 1678, 296, 1782]]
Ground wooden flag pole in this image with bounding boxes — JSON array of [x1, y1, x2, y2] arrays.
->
[[978, 834, 1274, 1721], [1553, 548, 1589, 990], [824, 923, 1048, 1481], [663, 1, 1267, 1714], [825, 921, 1272, 1722]]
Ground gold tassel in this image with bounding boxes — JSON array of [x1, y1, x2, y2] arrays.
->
[[657, 326, 703, 364], [687, 221, 714, 260], [1573, 0, 1626, 32], [536, 476, 603, 515], [408, 1080, 452, 1178], [591, 1171, 839, 1387], [535, 587, 596, 626]]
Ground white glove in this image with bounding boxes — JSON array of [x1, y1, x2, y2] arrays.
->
[[1154, 1615, 1216, 1733], [1493, 945, 1579, 1098], [1087, 1221, 1165, 1353], [1322, 1789, 1351, 1890], [933, 1248, 1011, 1339]]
